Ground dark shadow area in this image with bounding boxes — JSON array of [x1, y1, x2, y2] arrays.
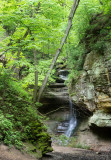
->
[[39, 96, 69, 114], [73, 104, 92, 119], [90, 124, 111, 140]]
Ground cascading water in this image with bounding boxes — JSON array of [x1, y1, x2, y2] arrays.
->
[[65, 99, 77, 137], [59, 70, 68, 81], [44, 70, 77, 138], [58, 70, 77, 137]]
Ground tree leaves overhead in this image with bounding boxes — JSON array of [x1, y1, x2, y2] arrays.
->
[[0, 0, 110, 90], [0, 0, 69, 56]]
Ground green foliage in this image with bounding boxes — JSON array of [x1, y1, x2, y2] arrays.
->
[[0, 69, 52, 154], [0, 0, 110, 93], [21, 59, 56, 93], [0, 0, 67, 55], [24, 120, 53, 154], [68, 44, 86, 71], [0, 112, 22, 149], [68, 137, 90, 149], [66, 0, 101, 48], [0, 0, 67, 98], [101, 0, 111, 14], [62, 0, 110, 77], [75, 142, 90, 149], [0, 68, 29, 99], [75, 143, 90, 150], [67, 12, 111, 87], [37, 132, 53, 154], [0, 0, 110, 156], [57, 134, 69, 146], [51, 134, 69, 146], [68, 137, 77, 148], [92, 40, 105, 53]]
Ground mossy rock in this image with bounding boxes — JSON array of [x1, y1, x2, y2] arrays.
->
[[37, 132, 53, 155], [26, 120, 53, 155]]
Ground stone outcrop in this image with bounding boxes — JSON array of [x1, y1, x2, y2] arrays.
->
[[70, 14, 111, 128], [71, 47, 111, 113], [89, 110, 111, 127]]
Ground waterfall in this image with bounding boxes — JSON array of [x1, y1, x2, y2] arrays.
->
[[65, 99, 77, 137], [58, 70, 77, 137], [46, 70, 77, 137], [59, 70, 68, 81]]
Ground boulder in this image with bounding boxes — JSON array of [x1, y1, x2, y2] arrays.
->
[[89, 110, 111, 128]]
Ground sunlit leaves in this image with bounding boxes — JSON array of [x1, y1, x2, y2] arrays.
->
[[21, 58, 55, 90], [0, 0, 110, 95], [101, 0, 111, 14], [12, 27, 27, 41]]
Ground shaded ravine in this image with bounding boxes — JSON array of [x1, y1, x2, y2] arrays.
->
[[42, 69, 78, 137], [56, 71, 77, 136], [41, 70, 111, 160], [56, 98, 77, 137]]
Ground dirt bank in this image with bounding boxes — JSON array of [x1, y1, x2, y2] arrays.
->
[[0, 143, 111, 160], [0, 145, 37, 160]]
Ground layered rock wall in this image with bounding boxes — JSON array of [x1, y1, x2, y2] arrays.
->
[[70, 14, 111, 127]]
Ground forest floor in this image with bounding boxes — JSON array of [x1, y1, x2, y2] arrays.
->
[[0, 143, 111, 160], [0, 144, 37, 160], [42, 143, 111, 160]]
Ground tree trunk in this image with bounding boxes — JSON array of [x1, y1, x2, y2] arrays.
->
[[37, 0, 80, 102], [33, 48, 38, 102], [33, 3, 40, 102]]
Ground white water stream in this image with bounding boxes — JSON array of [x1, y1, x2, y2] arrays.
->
[[65, 99, 77, 137], [59, 71, 77, 137], [59, 70, 68, 81]]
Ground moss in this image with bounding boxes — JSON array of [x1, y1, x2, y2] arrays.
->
[[37, 132, 53, 155], [26, 120, 53, 155]]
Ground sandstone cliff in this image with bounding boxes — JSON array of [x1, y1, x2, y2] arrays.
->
[[69, 14, 111, 128]]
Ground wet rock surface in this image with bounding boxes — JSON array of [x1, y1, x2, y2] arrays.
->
[[42, 150, 111, 160]]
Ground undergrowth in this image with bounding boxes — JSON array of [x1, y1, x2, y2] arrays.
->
[[68, 137, 90, 150], [0, 68, 52, 155], [51, 134, 90, 150], [67, 14, 111, 91]]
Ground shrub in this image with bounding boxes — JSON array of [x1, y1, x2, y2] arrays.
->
[[0, 112, 22, 149], [0, 69, 52, 154]]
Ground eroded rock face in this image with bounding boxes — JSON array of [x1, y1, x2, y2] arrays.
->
[[71, 47, 111, 112], [70, 14, 111, 128], [89, 110, 111, 127]]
